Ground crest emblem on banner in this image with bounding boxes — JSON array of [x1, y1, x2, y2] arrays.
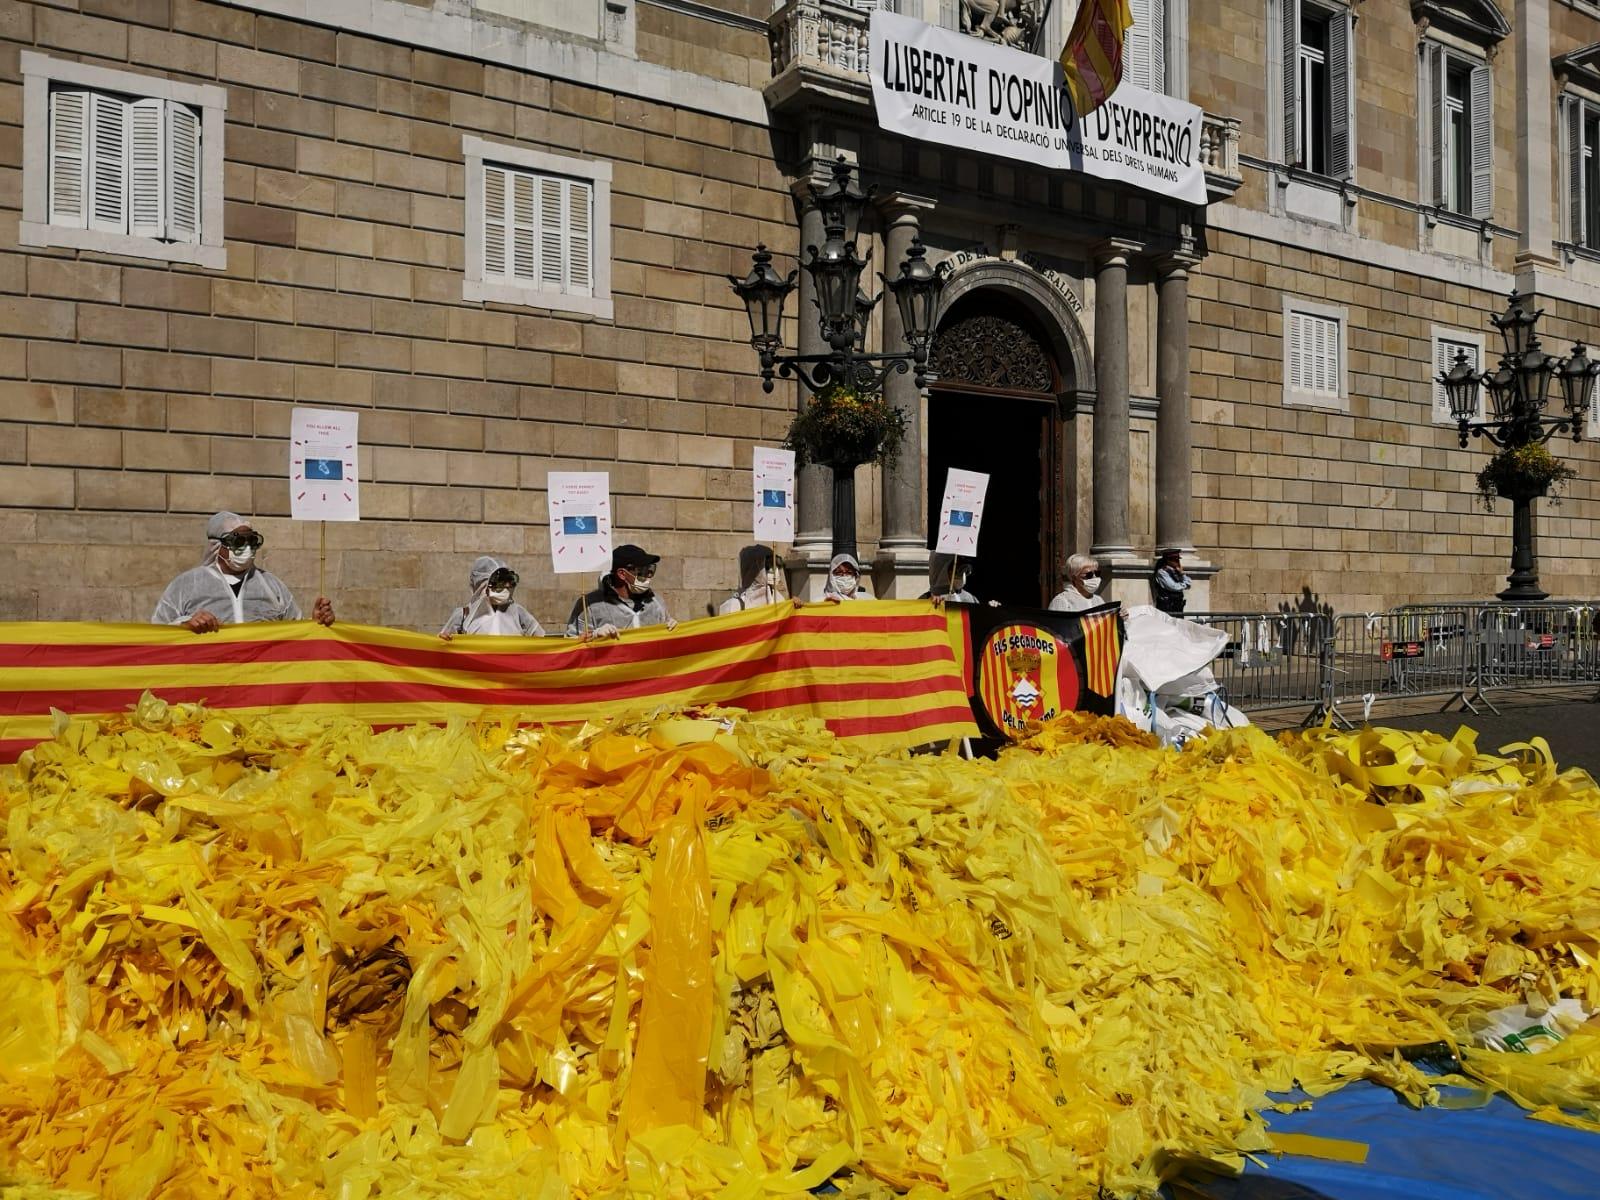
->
[[977, 623, 1080, 736]]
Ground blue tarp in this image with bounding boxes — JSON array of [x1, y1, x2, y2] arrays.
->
[[1176, 1081, 1600, 1199]]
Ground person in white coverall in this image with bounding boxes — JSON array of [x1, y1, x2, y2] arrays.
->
[[718, 545, 784, 615], [151, 512, 334, 633], [439, 557, 545, 639]]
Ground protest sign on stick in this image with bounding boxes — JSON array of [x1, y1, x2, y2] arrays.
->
[[752, 447, 796, 544], [290, 408, 360, 597], [935, 468, 988, 557], [548, 472, 613, 576]]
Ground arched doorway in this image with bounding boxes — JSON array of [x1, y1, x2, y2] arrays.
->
[[927, 289, 1069, 606]]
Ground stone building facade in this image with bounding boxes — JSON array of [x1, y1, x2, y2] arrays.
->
[[0, 0, 1597, 628]]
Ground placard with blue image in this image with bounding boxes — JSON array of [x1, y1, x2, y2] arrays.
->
[[562, 515, 598, 535], [306, 457, 343, 480]]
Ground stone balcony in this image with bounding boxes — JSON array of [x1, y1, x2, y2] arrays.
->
[[767, 0, 1243, 205]]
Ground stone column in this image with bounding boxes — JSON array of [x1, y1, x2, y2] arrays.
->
[[1155, 254, 1198, 555], [1515, 0, 1556, 269], [1091, 240, 1139, 560], [789, 173, 833, 598], [875, 192, 936, 599]]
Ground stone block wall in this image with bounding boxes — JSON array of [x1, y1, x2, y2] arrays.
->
[[0, 0, 801, 629], [1191, 227, 1600, 613]]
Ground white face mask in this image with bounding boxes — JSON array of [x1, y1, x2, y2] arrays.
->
[[1081, 574, 1101, 594], [760, 569, 779, 588], [834, 574, 858, 596], [224, 546, 255, 571], [625, 574, 651, 596], [487, 587, 512, 606]]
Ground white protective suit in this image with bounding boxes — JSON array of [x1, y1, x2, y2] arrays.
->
[[150, 512, 303, 625], [440, 556, 545, 637], [717, 545, 782, 615]]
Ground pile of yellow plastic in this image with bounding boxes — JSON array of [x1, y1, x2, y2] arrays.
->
[[4, 696, 1600, 1199]]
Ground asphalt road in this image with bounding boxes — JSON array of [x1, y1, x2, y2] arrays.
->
[[1371, 694, 1600, 779]]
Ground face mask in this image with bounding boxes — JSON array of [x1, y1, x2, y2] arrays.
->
[[834, 574, 858, 596], [225, 546, 255, 571], [760, 569, 779, 588], [487, 587, 512, 606], [625, 573, 651, 596], [1081, 574, 1101, 594]]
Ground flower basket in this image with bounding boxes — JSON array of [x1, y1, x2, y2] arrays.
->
[[784, 387, 908, 471], [1475, 444, 1577, 511]]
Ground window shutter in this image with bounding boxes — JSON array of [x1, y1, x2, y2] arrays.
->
[[1567, 96, 1586, 247], [48, 89, 89, 230], [1281, 0, 1301, 166], [482, 165, 508, 278], [1433, 338, 1454, 421], [940, 0, 959, 33], [1151, 0, 1166, 94], [1288, 311, 1304, 391], [166, 103, 201, 243], [1126, 0, 1152, 90], [1328, 9, 1352, 179], [1468, 61, 1492, 219], [566, 179, 593, 296], [128, 98, 165, 240], [87, 92, 128, 234], [510, 172, 538, 282], [1425, 44, 1444, 207], [539, 175, 565, 288]]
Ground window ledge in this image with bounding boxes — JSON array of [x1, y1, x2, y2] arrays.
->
[[463, 277, 613, 320], [1283, 389, 1348, 411], [18, 221, 227, 270]]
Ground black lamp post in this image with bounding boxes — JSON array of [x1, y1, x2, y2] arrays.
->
[[729, 157, 949, 558], [1440, 290, 1597, 601]]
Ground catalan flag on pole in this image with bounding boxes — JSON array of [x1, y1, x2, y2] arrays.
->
[[0, 602, 978, 762], [1077, 608, 1123, 698], [1058, 0, 1136, 118]]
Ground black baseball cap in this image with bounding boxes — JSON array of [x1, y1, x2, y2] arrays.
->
[[612, 544, 660, 571]]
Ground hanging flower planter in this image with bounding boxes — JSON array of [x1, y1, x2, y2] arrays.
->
[[784, 385, 908, 472], [1475, 444, 1577, 512]]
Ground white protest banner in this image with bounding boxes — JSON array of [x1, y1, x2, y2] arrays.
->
[[752, 447, 796, 543], [868, 11, 1207, 206], [547, 472, 613, 576], [935, 467, 989, 556], [289, 408, 360, 521]]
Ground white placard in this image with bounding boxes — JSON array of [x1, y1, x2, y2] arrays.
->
[[935, 467, 989, 556], [289, 407, 360, 522], [752, 447, 796, 543], [547, 471, 613, 576], [869, 11, 1208, 206]]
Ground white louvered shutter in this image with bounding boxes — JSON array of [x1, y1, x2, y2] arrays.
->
[[48, 89, 89, 230], [510, 171, 537, 281], [1328, 9, 1351, 179], [482, 165, 508, 278], [1425, 44, 1444, 207], [1150, 0, 1166, 94], [566, 178, 593, 296], [1288, 311, 1304, 391], [87, 92, 128, 234], [1567, 96, 1586, 247], [167, 103, 200, 243], [940, 0, 959, 33], [538, 176, 565, 289], [128, 98, 165, 240], [1282, 0, 1301, 166], [1126, 0, 1152, 90], [1469, 61, 1492, 219]]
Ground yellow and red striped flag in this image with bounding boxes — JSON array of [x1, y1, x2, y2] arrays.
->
[[0, 601, 978, 761], [1078, 608, 1123, 698], [1058, 0, 1135, 118]]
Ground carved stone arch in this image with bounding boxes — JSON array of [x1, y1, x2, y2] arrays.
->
[[932, 259, 1096, 407]]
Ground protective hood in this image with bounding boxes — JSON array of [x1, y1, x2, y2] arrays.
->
[[202, 511, 247, 566], [928, 552, 968, 595], [737, 544, 778, 592], [823, 553, 862, 597]]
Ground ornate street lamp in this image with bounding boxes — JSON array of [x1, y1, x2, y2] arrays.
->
[[1438, 290, 1596, 601], [729, 157, 950, 558]]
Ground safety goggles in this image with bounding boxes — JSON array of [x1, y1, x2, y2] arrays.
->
[[488, 568, 519, 589], [213, 531, 264, 552], [628, 565, 657, 581]]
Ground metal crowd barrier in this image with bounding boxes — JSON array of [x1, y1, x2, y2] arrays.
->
[[1182, 602, 1600, 726], [1185, 611, 1332, 724]]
